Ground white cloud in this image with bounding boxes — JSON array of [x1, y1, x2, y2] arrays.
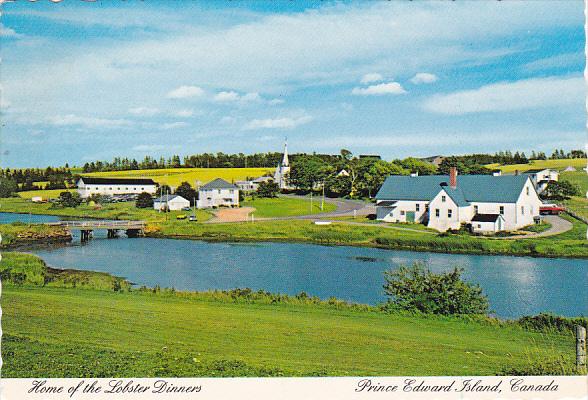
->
[[214, 91, 240, 102], [522, 52, 583, 72], [0, 24, 20, 38], [128, 107, 160, 116], [48, 114, 133, 129], [173, 109, 195, 117], [162, 121, 189, 130], [360, 73, 383, 84], [166, 85, 205, 99], [351, 82, 406, 96], [214, 91, 262, 103], [410, 72, 438, 84], [422, 76, 583, 115], [243, 115, 312, 130], [268, 98, 285, 105]]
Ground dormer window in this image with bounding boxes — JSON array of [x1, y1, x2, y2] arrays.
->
[[441, 195, 446, 203], [526, 186, 530, 195]]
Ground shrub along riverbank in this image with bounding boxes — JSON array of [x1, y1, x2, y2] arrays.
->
[[0, 252, 585, 377]]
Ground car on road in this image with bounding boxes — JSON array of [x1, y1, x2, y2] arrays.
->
[[188, 215, 197, 222], [539, 204, 566, 215]]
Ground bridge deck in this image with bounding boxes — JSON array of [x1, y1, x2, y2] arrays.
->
[[47, 221, 146, 230]]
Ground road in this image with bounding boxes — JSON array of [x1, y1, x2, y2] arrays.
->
[[493, 214, 573, 239]]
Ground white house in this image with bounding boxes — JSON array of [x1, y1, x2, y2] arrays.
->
[[470, 214, 506, 234], [375, 168, 542, 233], [197, 178, 239, 208], [522, 168, 559, 194], [153, 194, 190, 211], [235, 176, 274, 192], [77, 177, 157, 198]]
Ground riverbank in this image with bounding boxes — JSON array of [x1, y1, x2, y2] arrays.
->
[[150, 213, 588, 258], [0, 252, 582, 377], [0, 223, 71, 247]]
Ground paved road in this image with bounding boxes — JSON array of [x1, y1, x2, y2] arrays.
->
[[276, 194, 375, 219], [492, 215, 573, 239]]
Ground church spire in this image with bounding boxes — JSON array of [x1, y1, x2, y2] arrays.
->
[[282, 137, 289, 167]]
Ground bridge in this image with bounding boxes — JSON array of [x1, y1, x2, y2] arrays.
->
[[47, 220, 147, 241]]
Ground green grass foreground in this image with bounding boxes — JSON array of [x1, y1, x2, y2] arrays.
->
[[0, 252, 582, 377], [154, 213, 588, 258]]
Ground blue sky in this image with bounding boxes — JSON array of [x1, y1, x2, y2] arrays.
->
[[0, 1, 585, 167]]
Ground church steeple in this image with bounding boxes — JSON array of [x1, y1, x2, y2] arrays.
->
[[282, 137, 289, 167]]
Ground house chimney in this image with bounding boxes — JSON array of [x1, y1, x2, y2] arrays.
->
[[449, 167, 457, 189]]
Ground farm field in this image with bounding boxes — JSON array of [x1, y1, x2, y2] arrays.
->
[[0, 253, 577, 377], [486, 158, 586, 173], [84, 167, 273, 187], [242, 196, 337, 218]]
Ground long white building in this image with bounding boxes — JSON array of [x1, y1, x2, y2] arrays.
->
[[375, 168, 542, 233], [77, 177, 157, 198]]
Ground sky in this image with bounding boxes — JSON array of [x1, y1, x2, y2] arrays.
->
[[0, 1, 586, 168]]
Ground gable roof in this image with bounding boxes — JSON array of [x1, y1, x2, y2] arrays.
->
[[79, 177, 156, 185], [154, 194, 187, 202], [472, 213, 503, 223], [375, 174, 530, 203], [200, 178, 238, 190], [439, 186, 469, 207], [523, 168, 557, 174]]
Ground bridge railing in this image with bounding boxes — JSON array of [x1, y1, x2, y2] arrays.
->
[[47, 220, 146, 229]]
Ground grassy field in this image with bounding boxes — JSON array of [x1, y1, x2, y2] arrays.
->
[[84, 167, 273, 187], [154, 213, 588, 258], [486, 158, 586, 173], [0, 251, 578, 378], [242, 196, 337, 218]]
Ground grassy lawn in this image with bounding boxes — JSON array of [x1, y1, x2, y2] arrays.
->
[[242, 196, 337, 218], [84, 167, 273, 187], [0, 196, 213, 223], [0, 251, 576, 378], [153, 213, 588, 258], [18, 188, 75, 199], [486, 158, 586, 173]]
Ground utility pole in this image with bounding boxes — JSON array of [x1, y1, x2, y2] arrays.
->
[[321, 181, 325, 211], [576, 325, 586, 371]]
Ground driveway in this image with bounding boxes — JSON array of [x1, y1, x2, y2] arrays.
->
[[494, 215, 573, 239], [207, 207, 255, 223]]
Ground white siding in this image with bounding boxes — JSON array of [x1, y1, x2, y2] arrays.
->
[[197, 188, 239, 208], [427, 191, 461, 232], [77, 179, 157, 198], [377, 200, 429, 223]]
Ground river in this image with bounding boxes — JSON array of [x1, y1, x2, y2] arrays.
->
[[3, 212, 586, 318]]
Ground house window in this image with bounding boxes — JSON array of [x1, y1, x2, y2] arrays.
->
[[499, 206, 504, 215], [448, 209, 453, 218], [435, 209, 440, 218], [521, 206, 525, 215], [526, 186, 530, 195], [109, 187, 113, 190], [425, 204, 429, 211], [117, 187, 121, 190], [141, 188, 144, 190], [217, 189, 221, 194], [400, 211, 405, 216], [416, 204, 420, 212], [477, 224, 481, 229], [474, 205, 478, 214], [441, 195, 446, 202]]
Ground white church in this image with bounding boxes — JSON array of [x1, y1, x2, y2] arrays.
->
[[273, 139, 292, 189]]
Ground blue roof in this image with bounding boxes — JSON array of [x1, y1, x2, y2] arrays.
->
[[441, 186, 470, 207], [200, 178, 238, 190], [375, 174, 530, 203]]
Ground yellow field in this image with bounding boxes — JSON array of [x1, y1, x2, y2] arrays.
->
[[486, 158, 587, 173], [18, 189, 74, 199], [83, 167, 273, 187]]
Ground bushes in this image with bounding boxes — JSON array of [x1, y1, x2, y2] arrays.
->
[[383, 262, 489, 315], [517, 313, 588, 334]]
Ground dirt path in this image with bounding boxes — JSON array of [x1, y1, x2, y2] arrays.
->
[[207, 207, 255, 223]]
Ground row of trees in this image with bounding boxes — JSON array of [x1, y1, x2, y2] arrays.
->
[[0, 166, 75, 192], [79, 148, 587, 174]]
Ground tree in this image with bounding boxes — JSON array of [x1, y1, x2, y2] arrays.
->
[[174, 182, 198, 205], [156, 184, 172, 196], [256, 180, 280, 198], [289, 156, 331, 192], [541, 181, 581, 201], [361, 160, 406, 198], [0, 178, 18, 198], [136, 192, 154, 208], [383, 262, 489, 315], [57, 191, 82, 208]]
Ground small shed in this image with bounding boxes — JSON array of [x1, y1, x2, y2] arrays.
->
[[564, 166, 576, 172], [471, 214, 505, 234], [153, 194, 190, 211]]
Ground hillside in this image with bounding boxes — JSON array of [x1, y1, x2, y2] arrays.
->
[[486, 158, 586, 173]]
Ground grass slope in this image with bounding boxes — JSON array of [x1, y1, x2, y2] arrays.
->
[[1, 285, 575, 377], [242, 196, 337, 217], [84, 167, 273, 187], [487, 158, 586, 173]]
